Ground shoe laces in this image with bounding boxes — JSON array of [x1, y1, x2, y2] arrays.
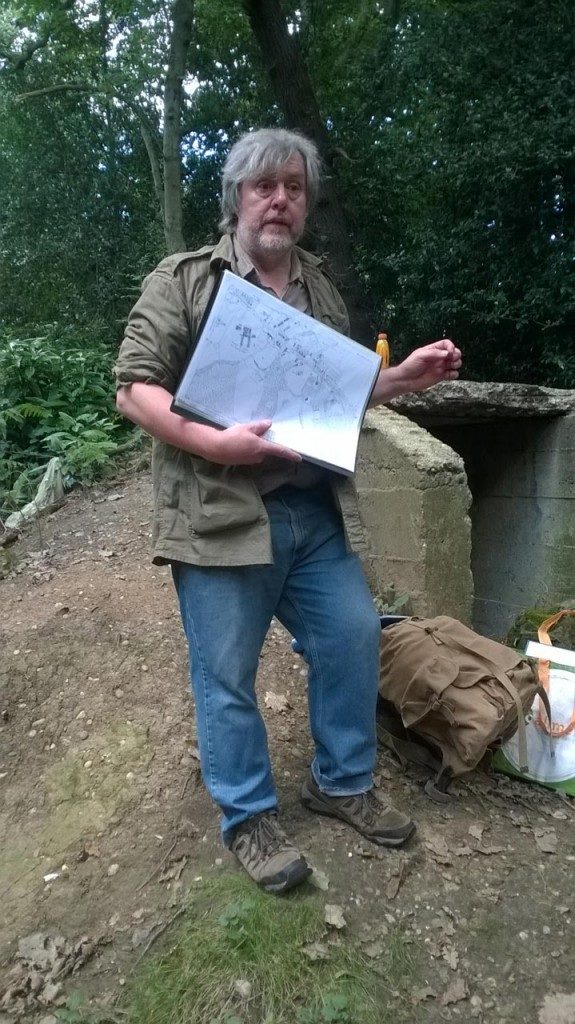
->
[[240, 813, 290, 857], [351, 788, 383, 826]]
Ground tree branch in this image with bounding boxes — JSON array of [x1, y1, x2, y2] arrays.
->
[[16, 83, 96, 101], [16, 81, 165, 220], [388, 0, 402, 26], [139, 119, 165, 219], [0, 1, 76, 71]]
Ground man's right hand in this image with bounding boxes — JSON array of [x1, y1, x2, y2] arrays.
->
[[210, 421, 302, 465], [116, 385, 301, 466]]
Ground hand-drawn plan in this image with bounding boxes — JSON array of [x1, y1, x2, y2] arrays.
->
[[172, 270, 381, 474]]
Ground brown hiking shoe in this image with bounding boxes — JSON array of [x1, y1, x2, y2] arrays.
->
[[301, 775, 415, 848], [230, 812, 312, 893]]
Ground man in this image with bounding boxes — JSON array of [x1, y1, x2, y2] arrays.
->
[[116, 127, 462, 894]]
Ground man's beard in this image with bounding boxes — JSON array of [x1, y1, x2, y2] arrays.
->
[[237, 222, 301, 260]]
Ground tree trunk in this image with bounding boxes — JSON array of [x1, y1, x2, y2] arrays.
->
[[163, 0, 195, 253], [98, 0, 122, 233], [242, 0, 374, 343], [139, 116, 165, 220]]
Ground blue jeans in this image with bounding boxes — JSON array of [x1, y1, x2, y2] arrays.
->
[[172, 484, 381, 845]]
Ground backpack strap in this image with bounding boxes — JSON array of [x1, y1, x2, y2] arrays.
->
[[424, 766, 454, 804], [376, 697, 453, 801]]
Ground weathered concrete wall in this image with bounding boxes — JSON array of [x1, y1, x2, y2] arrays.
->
[[355, 408, 473, 621], [429, 413, 575, 637]]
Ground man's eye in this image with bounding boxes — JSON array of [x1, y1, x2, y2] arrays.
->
[[255, 180, 275, 196], [286, 182, 303, 198]]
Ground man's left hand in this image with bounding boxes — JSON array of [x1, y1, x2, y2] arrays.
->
[[395, 338, 462, 392], [369, 339, 462, 407]]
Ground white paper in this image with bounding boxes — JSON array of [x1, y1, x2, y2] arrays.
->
[[173, 271, 381, 475]]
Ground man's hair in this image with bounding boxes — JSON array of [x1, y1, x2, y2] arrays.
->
[[219, 127, 321, 233]]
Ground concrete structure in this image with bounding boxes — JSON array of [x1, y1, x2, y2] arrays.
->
[[355, 408, 473, 622], [422, 414, 575, 638], [390, 384, 575, 638]]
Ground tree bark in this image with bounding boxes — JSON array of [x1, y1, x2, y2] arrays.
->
[[139, 117, 165, 220], [163, 0, 195, 253], [242, 0, 374, 343]]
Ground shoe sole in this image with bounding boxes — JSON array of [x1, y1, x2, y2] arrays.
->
[[301, 785, 416, 848], [261, 860, 313, 894]]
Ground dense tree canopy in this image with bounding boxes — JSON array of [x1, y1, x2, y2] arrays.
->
[[0, 0, 573, 381]]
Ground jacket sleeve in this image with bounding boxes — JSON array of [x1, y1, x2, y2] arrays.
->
[[114, 266, 192, 394], [330, 282, 351, 337], [317, 265, 351, 337]]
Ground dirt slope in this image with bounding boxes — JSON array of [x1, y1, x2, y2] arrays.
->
[[0, 471, 574, 1023]]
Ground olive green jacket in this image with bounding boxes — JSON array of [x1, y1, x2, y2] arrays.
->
[[115, 234, 368, 566]]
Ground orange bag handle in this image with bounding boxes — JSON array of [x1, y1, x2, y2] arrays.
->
[[536, 610, 575, 737]]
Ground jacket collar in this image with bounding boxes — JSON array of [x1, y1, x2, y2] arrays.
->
[[209, 233, 323, 272]]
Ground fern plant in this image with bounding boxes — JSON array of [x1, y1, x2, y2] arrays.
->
[[43, 413, 121, 482], [0, 325, 134, 514]]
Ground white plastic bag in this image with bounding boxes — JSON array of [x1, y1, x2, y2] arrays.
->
[[495, 612, 575, 794], [5, 457, 65, 530], [501, 666, 575, 786]]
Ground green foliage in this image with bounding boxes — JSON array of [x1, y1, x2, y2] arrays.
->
[[0, 325, 131, 514], [340, 0, 574, 384], [42, 412, 121, 482], [507, 606, 575, 651], [0, 0, 165, 330], [296, 993, 353, 1024], [55, 994, 128, 1024], [1, 0, 572, 389], [55, 988, 122, 1023]]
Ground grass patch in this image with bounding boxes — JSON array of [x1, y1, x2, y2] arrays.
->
[[62, 873, 415, 1024]]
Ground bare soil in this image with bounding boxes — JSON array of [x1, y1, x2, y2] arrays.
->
[[1, 470, 574, 1024]]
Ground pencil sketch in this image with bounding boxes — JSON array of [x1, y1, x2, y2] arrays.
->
[[173, 271, 380, 474]]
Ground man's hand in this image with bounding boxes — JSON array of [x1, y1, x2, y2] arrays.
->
[[394, 339, 461, 392], [369, 339, 462, 407], [116, 385, 301, 465], [210, 421, 301, 465]]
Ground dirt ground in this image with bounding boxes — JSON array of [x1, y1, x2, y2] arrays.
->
[[0, 469, 574, 1024]]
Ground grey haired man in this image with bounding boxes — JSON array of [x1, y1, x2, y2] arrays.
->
[[115, 127, 462, 893]]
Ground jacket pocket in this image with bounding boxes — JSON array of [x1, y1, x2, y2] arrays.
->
[[154, 447, 193, 548], [188, 459, 266, 537], [400, 655, 460, 728]]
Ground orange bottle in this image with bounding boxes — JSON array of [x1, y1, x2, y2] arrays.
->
[[376, 332, 390, 367]]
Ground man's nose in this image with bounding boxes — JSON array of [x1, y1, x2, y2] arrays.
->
[[271, 183, 288, 206]]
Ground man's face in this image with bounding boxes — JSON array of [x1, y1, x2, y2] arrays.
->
[[235, 154, 308, 261]]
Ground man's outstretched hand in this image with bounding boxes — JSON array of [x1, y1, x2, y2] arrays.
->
[[370, 339, 462, 407]]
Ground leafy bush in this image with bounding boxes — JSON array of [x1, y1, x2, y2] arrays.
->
[[343, 0, 574, 386], [0, 324, 133, 516]]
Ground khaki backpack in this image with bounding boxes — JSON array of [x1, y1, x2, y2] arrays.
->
[[378, 616, 551, 800]]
